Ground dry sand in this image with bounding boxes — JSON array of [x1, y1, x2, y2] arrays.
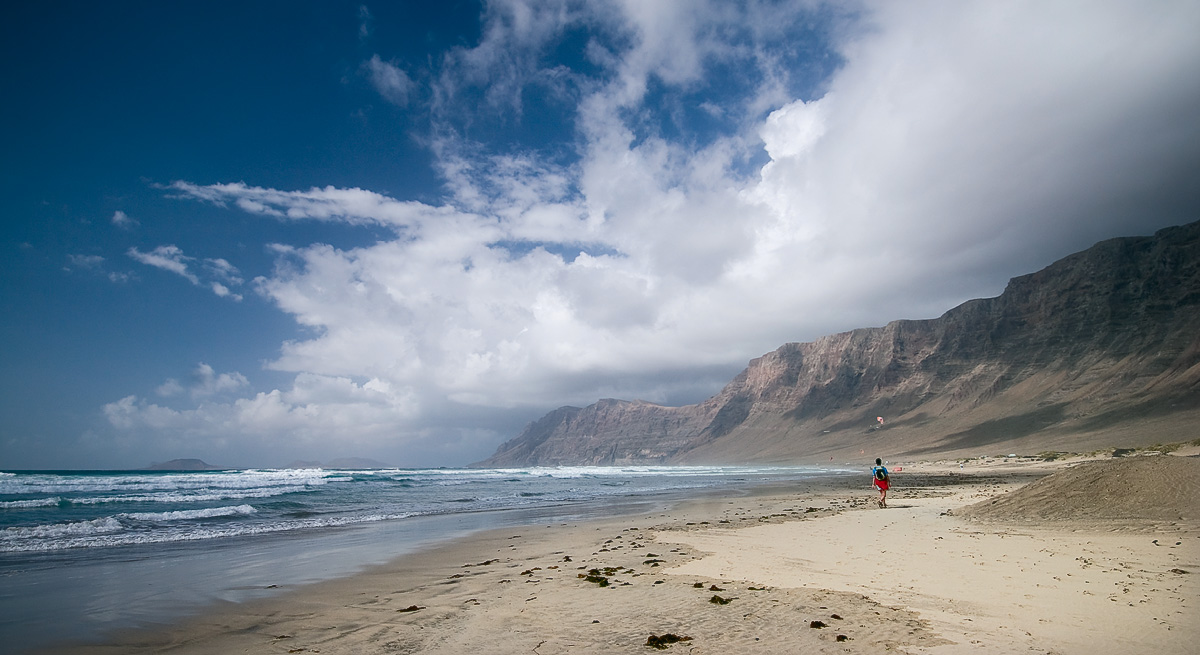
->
[[43, 456, 1198, 654]]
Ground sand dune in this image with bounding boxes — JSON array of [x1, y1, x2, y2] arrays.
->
[[960, 454, 1199, 523]]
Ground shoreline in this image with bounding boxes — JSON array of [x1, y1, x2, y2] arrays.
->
[[1, 465, 853, 653], [38, 458, 1199, 654]]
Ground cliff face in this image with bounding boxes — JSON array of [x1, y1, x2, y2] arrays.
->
[[475, 221, 1200, 467], [483, 400, 718, 466]]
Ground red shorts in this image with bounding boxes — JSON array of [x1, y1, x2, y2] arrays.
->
[[874, 479, 889, 491]]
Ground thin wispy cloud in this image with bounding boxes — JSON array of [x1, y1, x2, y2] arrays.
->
[[357, 4, 373, 40], [127, 245, 199, 284], [66, 254, 106, 270], [168, 181, 446, 229], [364, 55, 414, 107], [127, 245, 244, 301]]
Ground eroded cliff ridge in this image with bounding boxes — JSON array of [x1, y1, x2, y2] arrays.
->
[[476, 221, 1200, 466]]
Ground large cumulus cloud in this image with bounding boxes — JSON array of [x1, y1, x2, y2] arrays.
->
[[106, 0, 1200, 466]]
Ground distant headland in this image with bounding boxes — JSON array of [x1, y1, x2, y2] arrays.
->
[[143, 458, 224, 471], [141, 457, 392, 471]]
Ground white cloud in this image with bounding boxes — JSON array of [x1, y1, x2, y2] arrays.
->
[[116, 0, 1200, 465], [431, 0, 582, 115], [206, 258, 244, 301], [365, 55, 413, 106], [155, 379, 185, 397], [127, 245, 245, 300], [190, 363, 249, 397], [358, 4, 372, 40], [103, 395, 141, 430], [111, 210, 138, 229], [759, 98, 826, 160], [153, 364, 248, 399], [127, 245, 199, 284], [66, 253, 133, 283], [168, 181, 451, 230], [211, 282, 242, 301], [103, 371, 420, 461], [205, 258, 241, 282], [67, 254, 105, 270]]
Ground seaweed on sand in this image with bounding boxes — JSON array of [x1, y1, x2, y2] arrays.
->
[[645, 633, 692, 649]]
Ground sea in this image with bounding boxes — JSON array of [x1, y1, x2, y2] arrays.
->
[[0, 465, 855, 653]]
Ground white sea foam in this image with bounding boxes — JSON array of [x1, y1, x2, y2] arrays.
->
[[0, 469, 336, 495], [1, 516, 124, 540], [67, 486, 307, 505], [0, 497, 62, 509], [479, 465, 800, 479], [122, 505, 257, 522], [0, 511, 416, 552]]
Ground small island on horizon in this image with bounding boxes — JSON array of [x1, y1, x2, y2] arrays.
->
[[140, 457, 392, 471]]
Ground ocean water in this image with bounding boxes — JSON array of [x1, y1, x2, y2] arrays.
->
[[0, 465, 852, 652]]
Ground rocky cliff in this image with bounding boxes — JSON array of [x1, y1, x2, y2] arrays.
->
[[475, 221, 1200, 467]]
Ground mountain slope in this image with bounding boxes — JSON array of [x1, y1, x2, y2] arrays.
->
[[475, 221, 1200, 467]]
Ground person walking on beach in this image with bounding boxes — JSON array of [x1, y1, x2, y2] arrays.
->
[[871, 458, 889, 508]]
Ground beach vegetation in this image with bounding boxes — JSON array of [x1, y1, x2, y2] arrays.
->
[[645, 633, 692, 649], [580, 571, 609, 586], [580, 566, 625, 587]]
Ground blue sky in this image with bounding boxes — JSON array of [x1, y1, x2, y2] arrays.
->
[[3, 1, 1198, 469]]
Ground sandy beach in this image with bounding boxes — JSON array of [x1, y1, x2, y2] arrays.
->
[[42, 455, 1198, 655]]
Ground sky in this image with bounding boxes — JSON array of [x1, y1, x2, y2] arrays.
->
[[2, 1, 1198, 470]]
